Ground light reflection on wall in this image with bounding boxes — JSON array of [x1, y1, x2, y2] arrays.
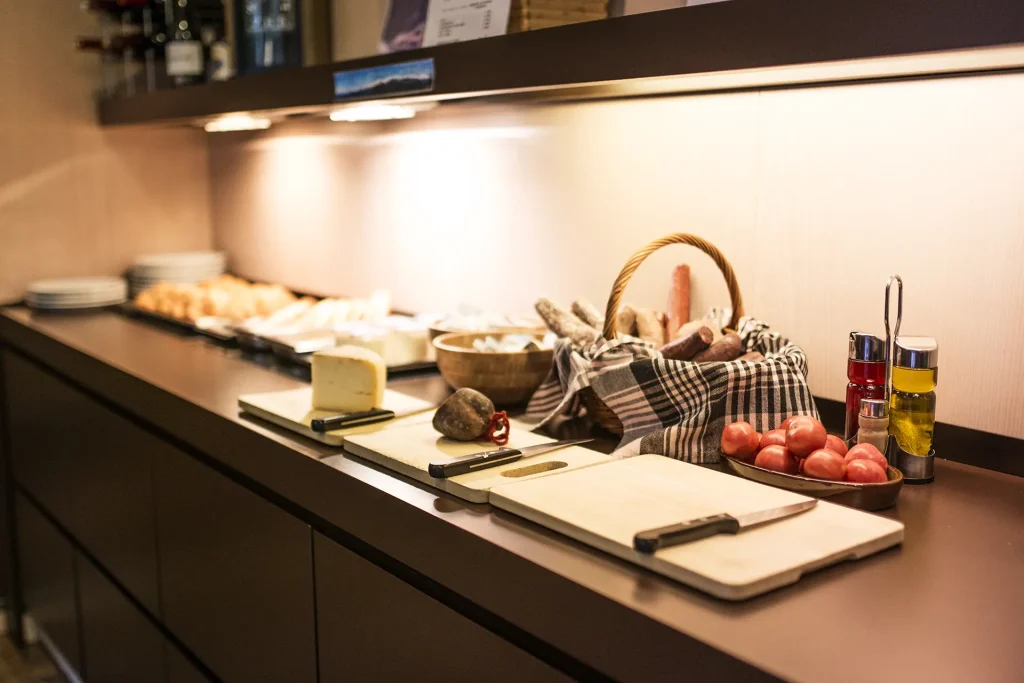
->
[[211, 75, 1024, 437]]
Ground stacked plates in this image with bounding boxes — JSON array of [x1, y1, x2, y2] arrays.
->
[[25, 277, 128, 310], [130, 251, 226, 293]]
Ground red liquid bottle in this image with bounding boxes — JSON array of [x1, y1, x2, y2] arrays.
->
[[846, 332, 886, 440]]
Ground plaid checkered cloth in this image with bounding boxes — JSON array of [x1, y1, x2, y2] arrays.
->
[[525, 317, 819, 463]]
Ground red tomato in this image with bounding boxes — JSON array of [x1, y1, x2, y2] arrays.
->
[[759, 429, 788, 450], [846, 459, 888, 483], [802, 449, 847, 481], [721, 422, 760, 462], [754, 445, 799, 474], [824, 434, 849, 457], [780, 415, 805, 431], [845, 443, 888, 470], [785, 418, 827, 457]]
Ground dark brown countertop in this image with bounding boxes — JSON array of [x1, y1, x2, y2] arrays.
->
[[2, 306, 1023, 683]]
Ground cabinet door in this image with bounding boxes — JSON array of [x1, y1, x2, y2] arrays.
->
[[3, 352, 160, 613], [0, 358, 11, 629], [314, 534, 572, 683], [165, 642, 215, 683], [79, 559, 164, 683], [16, 494, 82, 676], [154, 447, 317, 683]]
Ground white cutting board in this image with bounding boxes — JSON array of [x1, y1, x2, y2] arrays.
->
[[238, 387, 435, 447], [344, 420, 612, 503], [490, 455, 904, 600]]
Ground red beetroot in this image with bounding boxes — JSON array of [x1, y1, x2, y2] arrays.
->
[[846, 459, 888, 483], [802, 449, 847, 481], [754, 445, 800, 474], [786, 418, 827, 458]]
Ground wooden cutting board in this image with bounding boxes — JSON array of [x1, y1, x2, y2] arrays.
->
[[490, 455, 904, 600], [343, 420, 611, 503], [238, 387, 435, 447]]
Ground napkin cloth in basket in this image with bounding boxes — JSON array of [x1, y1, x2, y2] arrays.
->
[[525, 318, 818, 464]]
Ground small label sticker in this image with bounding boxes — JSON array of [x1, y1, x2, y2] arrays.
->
[[333, 58, 435, 102], [166, 41, 204, 77]]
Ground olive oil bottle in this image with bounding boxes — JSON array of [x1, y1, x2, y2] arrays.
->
[[889, 337, 938, 456]]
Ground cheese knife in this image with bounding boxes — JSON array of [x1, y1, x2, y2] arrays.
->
[[632, 499, 817, 553], [427, 439, 593, 479]]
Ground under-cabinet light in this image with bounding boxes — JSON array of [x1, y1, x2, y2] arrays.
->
[[329, 103, 423, 122], [204, 114, 273, 133]]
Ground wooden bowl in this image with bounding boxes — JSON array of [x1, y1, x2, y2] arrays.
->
[[721, 455, 903, 511], [428, 318, 547, 342], [432, 330, 554, 407]]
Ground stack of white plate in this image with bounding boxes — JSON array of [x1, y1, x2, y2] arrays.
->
[[130, 251, 226, 293], [25, 276, 128, 310]]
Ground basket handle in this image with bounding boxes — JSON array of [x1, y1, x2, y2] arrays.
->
[[602, 234, 745, 340]]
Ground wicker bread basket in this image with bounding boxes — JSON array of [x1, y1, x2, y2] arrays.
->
[[579, 233, 746, 435]]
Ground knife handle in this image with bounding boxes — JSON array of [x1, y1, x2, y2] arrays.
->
[[427, 448, 522, 479], [633, 514, 741, 554], [311, 409, 394, 432]]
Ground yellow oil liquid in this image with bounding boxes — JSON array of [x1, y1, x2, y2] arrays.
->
[[892, 366, 938, 394], [889, 390, 936, 456]]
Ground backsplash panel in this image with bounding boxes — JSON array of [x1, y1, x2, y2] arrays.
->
[[210, 72, 1024, 438]]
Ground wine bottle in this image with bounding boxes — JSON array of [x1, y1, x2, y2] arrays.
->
[[81, 0, 151, 14], [165, 0, 205, 87], [76, 33, 165, 59], [234, 0, 303, 76]]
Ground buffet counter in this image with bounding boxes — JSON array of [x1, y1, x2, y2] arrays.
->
[[1, 306, 1022, 683]]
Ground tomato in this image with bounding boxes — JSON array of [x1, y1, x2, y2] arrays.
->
[[802, 449, 847, 481], [721, 422, 760, 462], [780, 415, 804, 431], [785, 418, 827, 457], [846, 459, 888, 483], [824, 434, 849, 457], [759, 429, 788, 450], [845, 443, 888, 470], [754, 445, 799, 474]]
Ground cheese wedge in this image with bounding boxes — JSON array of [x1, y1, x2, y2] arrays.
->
[[311, 345, 386, 412]]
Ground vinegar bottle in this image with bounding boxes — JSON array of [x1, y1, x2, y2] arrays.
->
[[845, 332, 886, 440]]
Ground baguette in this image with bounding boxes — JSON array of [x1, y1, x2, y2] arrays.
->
[[676, 318, 723, 345], [738, 351, 765, 362], [634, 308, 664, 346], [571, 298, 605, 328], [655, 311, 670, 346], [691, 333, 743, 363], [661, 326, 714, 361], [535, 298, 600, 346], [616, 304, 639, 339], [667, 264, 690, 339]]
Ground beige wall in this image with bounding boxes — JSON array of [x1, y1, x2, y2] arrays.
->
[[0, 3, 212, 302], [210, 72, 1024, 439], [331, 0, 390, 61]]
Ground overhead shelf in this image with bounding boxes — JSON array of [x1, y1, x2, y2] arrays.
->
[[98, 0, 1024, 127]]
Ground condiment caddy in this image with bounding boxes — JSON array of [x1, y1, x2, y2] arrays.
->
[[849, 275, 939, 484]]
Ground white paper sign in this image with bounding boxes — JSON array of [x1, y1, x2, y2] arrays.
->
[[422, 0, 512, 47]]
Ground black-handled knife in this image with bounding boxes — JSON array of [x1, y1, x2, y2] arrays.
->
[[633, 499, 817, 553], [427, 439, 592, 479], [311, 409, 395, 433]]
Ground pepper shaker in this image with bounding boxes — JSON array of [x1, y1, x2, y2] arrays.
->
[[857, 398, 890, 454]]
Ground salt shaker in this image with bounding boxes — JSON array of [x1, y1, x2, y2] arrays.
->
[[856, 399, 889, 455]]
